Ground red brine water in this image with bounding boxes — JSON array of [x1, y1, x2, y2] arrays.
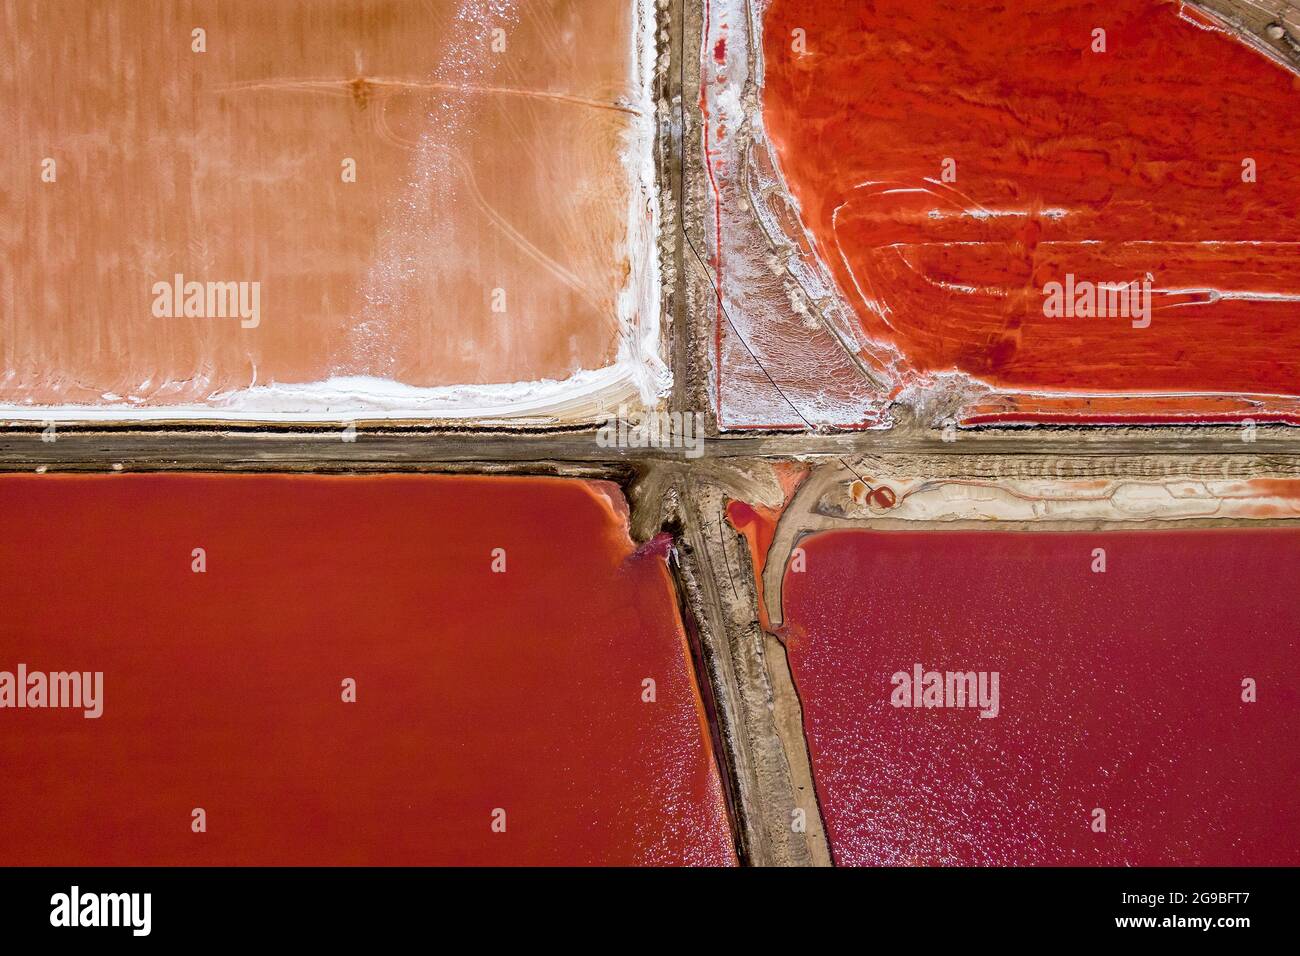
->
[[782, 529, 1300, 865], [0, 474, 735, 866], [761, 0, 1300, 415]]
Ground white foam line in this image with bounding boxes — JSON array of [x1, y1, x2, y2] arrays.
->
[[1158, 288, 1300, 305]]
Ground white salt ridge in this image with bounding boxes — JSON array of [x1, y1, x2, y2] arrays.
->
[[0, 362, 648, 423]]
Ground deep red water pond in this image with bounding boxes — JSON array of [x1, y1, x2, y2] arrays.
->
[[0, 474, 735, 866], [782, 529, 1300, 865]]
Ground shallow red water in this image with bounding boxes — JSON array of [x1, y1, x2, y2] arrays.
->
[[725, 462, 808, 630], [783, 529, 1300, 865], [0, 474, 734, 866], [762, 0, 1300, 408]]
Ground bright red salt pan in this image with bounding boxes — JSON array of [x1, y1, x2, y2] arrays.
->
[[0, 474, 734, 866], [782, 529, 1300, 865], [761, 0, 1300, 417]]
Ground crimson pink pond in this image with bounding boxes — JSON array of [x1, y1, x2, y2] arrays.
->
[[782, 529, 1300, 865]]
